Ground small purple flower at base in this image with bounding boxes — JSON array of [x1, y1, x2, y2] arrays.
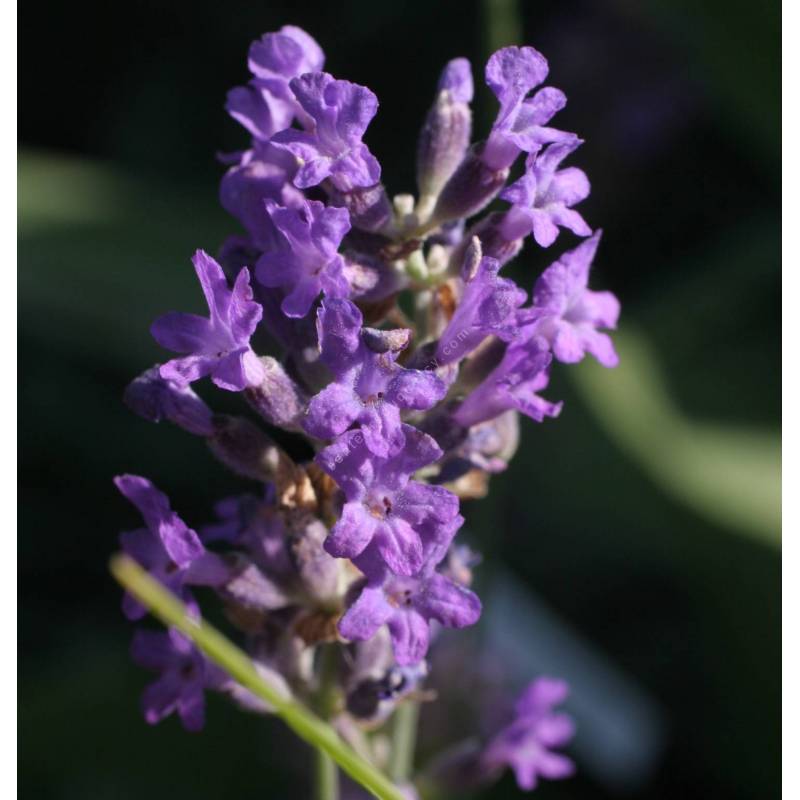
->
[[255, 199, 351, 318], [272, 72, 381, 192], [529, 231, 620, 367], [452, 335, 562, 428], [151, 250, 264, 392], [304, 298, 446, 456], [316, 425, 459, 577], [500, 139, 591, 247], [435, 243, 527, 367], [123, 366, 214, 437], [131, 628, 228, 732], [481, 677, 575, 791], [482, 46, 575, 172], [115, 475, 230, 620], [338, 548, 481, 666]]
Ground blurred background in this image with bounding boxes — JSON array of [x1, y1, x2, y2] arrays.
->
[[19, 0, 779, 798]]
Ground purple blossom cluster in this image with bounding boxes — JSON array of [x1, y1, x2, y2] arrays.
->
[[116, 26, 620, 795]]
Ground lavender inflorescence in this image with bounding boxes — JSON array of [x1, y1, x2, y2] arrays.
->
[[115, 25, 620, 795]]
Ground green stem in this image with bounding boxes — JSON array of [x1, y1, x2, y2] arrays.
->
[[483, 0, 522, 52], [110, 554, 405, 800], [388, 701, 419, 783], [315, 748, 339, 800], [314, 644, 340, 800]]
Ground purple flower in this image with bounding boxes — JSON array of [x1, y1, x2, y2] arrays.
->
[[226, 26, 325, 141], [338, 517, 481, 665], [452, 334, 562, 428], [201, 492, 293, 578], [304, 298, 446, 455], [151, 250, 264, 391], [226, 84, 293, 143], [482, 46, 575, 171], [255, 199, 351, 318], [248, 26, 325, 104], [500, 140, 591, 247], [435, 243, 527, 367], [530, 231, 620, 367], [316, 425, 458, 577], [219, 144, 304, 249], [271, 72, 381, 192], [123, 366, 214, 436], [436, 411, 520, 487], [481, 677, 575, 790], [115, 475, 229, 619], [131, 628, 227, 732]]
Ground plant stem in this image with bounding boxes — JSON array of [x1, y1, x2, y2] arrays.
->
[[315, 748, 339, 800], [110, 554, 405, 800], [314, 644, 340, 800], [483, 0, 522, 53], [388, 700, 420, 783]]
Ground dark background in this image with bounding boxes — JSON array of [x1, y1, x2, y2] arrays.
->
[[19, 1, 780, 798]]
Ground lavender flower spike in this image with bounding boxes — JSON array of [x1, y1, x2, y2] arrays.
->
[[305, 298, 446, 455], [482, 46, 575, 171], [131, 628, 228, 732], [255, 199, 351, 318], [151, 250, 265, 391], [111, 30, 626, 795], [531, 231, 620, 367], [272, 72, 382, 192], [316, 425, 459, 578], [481, 677, 575, 790], [500, 139, 592, 247]]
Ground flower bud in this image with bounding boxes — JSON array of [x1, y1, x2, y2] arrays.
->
[[417, 58, 474, 208], [328, 183, 392, 233], [219, 553, 291, 613], [449, 210, 528, 272], [286, 511, 343, 604], [244, 356, 308, 432], [342, 251, 404, 304], [432, 143, 509, 224], [123, 366, 214, 436], [207, 415, 287, 482]]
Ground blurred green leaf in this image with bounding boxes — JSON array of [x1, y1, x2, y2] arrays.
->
[[571, 328, 780, 545]]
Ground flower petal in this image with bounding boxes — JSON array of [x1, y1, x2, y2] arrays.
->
[[339, 584, 393, 642]]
